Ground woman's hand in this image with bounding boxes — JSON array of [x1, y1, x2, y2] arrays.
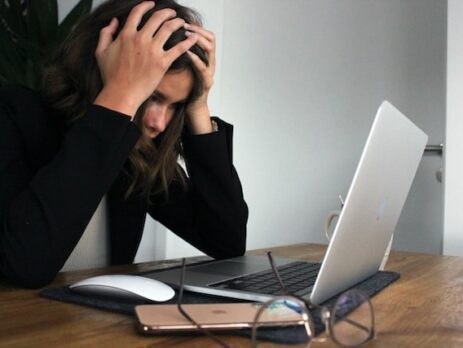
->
[[94, 1, 199, 119], [184, 23, 216, 134]]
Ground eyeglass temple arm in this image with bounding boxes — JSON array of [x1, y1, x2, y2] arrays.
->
[[267, 252, 291, 295], [177, 258, 230, 348], [332, 312, 372, 334]]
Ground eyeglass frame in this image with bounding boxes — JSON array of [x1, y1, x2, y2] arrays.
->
[[251, 252, 376, 347], [176, 253, 375, 348]]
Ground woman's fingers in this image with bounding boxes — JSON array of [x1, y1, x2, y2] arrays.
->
[[184, 23, 216, 67], [183, 25, 216, 125], [186, 30, 214, 52], [165, 34, 199, 63], [187, 49, 213, 91], [140, 8, 177, 38], [123, 1, 155, 32], [187, 50, 207, 72], [152, 17, 186, 46], [184, 23, 215, 42], [95, 17, 119, 55]]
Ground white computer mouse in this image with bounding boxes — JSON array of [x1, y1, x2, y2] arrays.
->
[[69, 274, 175, 302]]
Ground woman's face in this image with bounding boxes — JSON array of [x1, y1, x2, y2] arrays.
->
[[142, 70, 193, 139]]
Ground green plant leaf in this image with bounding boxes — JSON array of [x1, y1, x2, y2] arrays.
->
[[25, 2, 43, 47], [58, 0, 92, 42], [27, 0, 59, 46], [45, 0, 59, 41], [0, 22, 27, 82], [0, 55, 17, 86], [25, 59, 39, 89], [0, 0, 91, 90], [0, 0, 26, 38]]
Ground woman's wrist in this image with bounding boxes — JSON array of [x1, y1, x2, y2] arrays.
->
[[94, 87, 140, 120], [187, 106, 214, 134]]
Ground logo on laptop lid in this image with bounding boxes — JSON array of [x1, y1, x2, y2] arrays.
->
[[376, 198, 388, 221]]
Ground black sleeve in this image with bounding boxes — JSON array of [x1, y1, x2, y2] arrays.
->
[[0, 100, 141, 288], [148, 118, 248, 259]]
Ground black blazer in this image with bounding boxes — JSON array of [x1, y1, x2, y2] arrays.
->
[[0, 86, 248, 288]]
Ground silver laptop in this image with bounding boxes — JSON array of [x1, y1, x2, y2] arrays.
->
[[147, 101, 428, 304]]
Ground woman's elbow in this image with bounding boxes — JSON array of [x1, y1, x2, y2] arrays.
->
[[231, 201, 248, 256], [227, 237, 246, 258], [213, 210, 248, 259]]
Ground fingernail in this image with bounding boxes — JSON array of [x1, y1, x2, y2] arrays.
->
[[184, 23, 191, 29], [185, 31, 198, 40]]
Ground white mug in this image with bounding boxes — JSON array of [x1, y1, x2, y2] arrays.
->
[[324, 210, 393, 271]]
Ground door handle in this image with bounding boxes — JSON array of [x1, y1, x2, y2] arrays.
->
[[425, 144, 443, 156]]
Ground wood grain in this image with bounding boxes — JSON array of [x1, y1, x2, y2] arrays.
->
[[1, 243, 463, 347]]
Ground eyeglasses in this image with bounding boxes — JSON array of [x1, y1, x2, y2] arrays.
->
[[251, 252, 375, 347], [176, 253, 375, 347]]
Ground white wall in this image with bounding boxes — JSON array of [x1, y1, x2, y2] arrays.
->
[[58, 0, 104, 20], [220, 0, 446, 253], [444, 0, 463, 256]]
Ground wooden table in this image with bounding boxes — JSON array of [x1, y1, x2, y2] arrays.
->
[[1, 243, 463, 347]]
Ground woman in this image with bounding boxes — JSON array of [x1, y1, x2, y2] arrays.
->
[[0, 0, 248, 288]]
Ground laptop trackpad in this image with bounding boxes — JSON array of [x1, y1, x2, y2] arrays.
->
[[189, 261, 268, 277]]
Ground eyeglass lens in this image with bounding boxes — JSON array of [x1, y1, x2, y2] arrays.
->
[[251, 296, 313, 347], [330, 289, 374, 347]]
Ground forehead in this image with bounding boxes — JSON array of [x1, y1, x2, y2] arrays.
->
[[155, 70, 194, 102]]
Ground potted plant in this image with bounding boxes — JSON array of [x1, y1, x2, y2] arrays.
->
[[0, 0, 92, 90]]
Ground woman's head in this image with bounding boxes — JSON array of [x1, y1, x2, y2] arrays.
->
[[43, 0, 209, 199]]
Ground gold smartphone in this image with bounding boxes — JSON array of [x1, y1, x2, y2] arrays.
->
[[135, 302, 304, 334]]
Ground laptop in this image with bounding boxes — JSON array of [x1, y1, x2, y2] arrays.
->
[[147, 101, 428, 304]]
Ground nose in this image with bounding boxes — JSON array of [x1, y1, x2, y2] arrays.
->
[[146, 104, 170, 133]]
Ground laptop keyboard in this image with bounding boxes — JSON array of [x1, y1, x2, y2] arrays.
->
[[210, 261, 321, 296]]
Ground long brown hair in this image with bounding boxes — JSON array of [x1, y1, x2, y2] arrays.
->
[[42, 0, 208, 200]]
